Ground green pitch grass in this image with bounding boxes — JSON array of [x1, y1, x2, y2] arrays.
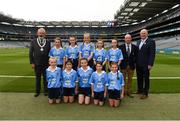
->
[[0, 48, 180, 120], [0, 48, 180, 93], [0, 93, 180, 120]]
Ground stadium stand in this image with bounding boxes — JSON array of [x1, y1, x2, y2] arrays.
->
[[0, 0, 179, 52]]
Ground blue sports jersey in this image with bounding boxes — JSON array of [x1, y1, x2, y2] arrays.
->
[[93, 48, 107, 63], [89, 71, 108, 92], [107, 71, 125, 91], [49, 47, 65, 65], [65, 45, 79, 59], [107, 48, 123, 63], [77, 66, 93, 88], [79, 43, 95, 59], [62, 69, 78, 88], [46, 67, 62, 88]]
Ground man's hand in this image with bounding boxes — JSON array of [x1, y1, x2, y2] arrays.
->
[[31, 64, 35, 69], [148, 65, 153, 70]]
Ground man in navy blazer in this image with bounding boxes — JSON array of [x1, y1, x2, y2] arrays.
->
[[136, 29, 156, 99], [120, 34, 138, 98]]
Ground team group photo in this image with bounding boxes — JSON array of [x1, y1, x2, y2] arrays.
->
[[0, 0, 180, 120]]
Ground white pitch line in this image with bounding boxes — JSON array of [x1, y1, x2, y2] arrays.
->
[[0, 75, 180, 79], [0, 75, 34, 78]]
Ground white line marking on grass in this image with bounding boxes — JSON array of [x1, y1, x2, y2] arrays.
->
[[0, 75, 34, 78], [0, 75, 180, 79]]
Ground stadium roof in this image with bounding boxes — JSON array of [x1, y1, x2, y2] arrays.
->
[[115, 0, 180, 25]]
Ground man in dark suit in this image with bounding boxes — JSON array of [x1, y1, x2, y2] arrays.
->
[[136, 29, 156, 99], [120, 34, 137, 98], [29, 28, 51, 97]]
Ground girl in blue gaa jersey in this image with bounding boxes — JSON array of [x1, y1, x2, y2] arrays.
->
[[79, 33, 95, 68], [49, 37, 65, 69], [89, 62, 108, 106], [46, 57, 62, 104], [65, 36, 79, 71], [93, 39, 107, 71], [62, 60, 78, 103], [77, 58, 93, 105], [107, 62, 125, 107], [107, 39, 123, 69]]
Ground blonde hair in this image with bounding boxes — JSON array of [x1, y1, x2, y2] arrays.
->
[[83, 33, 90, 38], [49, 57, 57, 62]]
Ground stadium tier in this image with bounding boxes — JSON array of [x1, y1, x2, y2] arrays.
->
[[0, 0, 180, 51]]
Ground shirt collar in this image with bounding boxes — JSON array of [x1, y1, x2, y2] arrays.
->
[[96, 48, 104, 51], [81, 66, 90, 72], [95, 71, 105, 76], [112, 48, 118, 50], [84, 42, 91, 46], [125, 43, 131, 47], [47, 66, 58, 72], [54, 46, 63, 50], [70, 45, 77, 48], [110, 71, 119, 75], [141, 37, 148, 42], [64, 69, 73, 74]]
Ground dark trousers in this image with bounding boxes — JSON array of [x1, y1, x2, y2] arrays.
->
[[88, 59, 94, 69], [34, 65, 48, 94], [136, 65, 150, 96]]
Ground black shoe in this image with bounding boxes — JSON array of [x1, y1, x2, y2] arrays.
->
[[34, 93, 40, 97], [140, 95, 148, 99], [44, 93, 48, 96]]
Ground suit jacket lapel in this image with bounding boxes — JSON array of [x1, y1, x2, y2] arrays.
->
[[141, 39, 148, 50]]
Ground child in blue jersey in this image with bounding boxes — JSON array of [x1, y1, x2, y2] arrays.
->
[[107, 39, 123, 70], [46, 57, 62, 104], [89, 62, 108, 106], [79, 33, 95, 68], [93, 39, 107, 71], [77, 58, 93, 105], [65, 36, 79, 71], [49, 37, 65, 69], [107, 62, 125, 107], [62, 60, 78, 103]]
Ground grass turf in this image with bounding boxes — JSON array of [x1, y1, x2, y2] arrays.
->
[[0, 93, 180, 120], [0, 48, 180, 120], [0, 48, 180, 93]]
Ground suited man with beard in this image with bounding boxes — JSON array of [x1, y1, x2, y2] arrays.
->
[[29, 28, 51, 97], [136, 29, 156, 99]]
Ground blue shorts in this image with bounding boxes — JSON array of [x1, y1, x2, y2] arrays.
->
[[94, 91, 105, 102], [48, 88, 60, 99], [108, 89, 121, 100], [78, 87, 91, 97], [63, 87, 75, 96]]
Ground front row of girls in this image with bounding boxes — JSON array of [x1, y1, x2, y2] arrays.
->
[[46, 57, 125, 107], [49, 33, 124, 71]]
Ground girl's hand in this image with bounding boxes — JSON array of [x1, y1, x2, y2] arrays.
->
[[121, 93, 124, 99], [31, 64, 35, 69], [91, 92, 94, 98], [104, 92, 107, 98]]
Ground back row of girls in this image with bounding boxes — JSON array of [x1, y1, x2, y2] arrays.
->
[[49, 33, 123, 71], [46, 57, 124, 107]]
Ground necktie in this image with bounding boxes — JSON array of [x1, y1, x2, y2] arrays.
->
[[127, 44, 130, 57]]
